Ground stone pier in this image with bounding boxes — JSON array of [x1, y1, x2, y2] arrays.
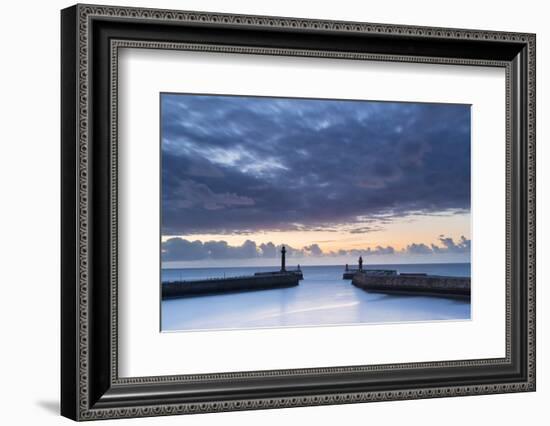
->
[[162, 246, 301, 299], [352, 271, 470, 299]]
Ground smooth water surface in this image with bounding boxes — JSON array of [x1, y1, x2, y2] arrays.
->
[[161, 263, 470, 332]]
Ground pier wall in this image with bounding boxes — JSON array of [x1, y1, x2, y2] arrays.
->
[[343, 269, 397, 279], [352, 272, 470, 298], [162, 273, 299, 299], [255, 270, 304, 280]]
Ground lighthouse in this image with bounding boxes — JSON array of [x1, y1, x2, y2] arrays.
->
[[280, 245, 287, 272]]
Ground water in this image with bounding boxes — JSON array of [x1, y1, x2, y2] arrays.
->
[[161, 263, 471, 332]]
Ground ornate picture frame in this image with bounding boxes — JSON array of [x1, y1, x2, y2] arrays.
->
[[61, 4, 535, 421]]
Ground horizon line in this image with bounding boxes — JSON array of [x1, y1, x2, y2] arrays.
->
[[162, 261, 471, 270]]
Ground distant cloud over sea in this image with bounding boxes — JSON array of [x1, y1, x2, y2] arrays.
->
[[162, 235, 471, 263]]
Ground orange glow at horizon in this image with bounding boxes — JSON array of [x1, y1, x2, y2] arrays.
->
[[161, 212, 470, 252]]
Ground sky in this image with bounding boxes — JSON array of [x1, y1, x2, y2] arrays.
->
[[161, 93, 471, 267]]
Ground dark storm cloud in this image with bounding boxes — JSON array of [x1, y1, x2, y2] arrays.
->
[[161, 94, 470, 235], [161, 236, 471, 261]]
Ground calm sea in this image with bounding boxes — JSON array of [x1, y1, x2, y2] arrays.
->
[[161, 263, 471, 332]]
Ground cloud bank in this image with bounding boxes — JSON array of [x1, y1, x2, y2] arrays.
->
[[162, 236, 470, 262]]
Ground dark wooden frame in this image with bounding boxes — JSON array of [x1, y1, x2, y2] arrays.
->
[[61, 3, 536, 421]]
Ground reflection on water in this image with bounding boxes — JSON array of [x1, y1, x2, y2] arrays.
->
[[161, 264, 471, 332]]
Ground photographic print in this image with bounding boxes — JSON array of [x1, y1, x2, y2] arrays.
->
[[61, 7, 536, 417], [160, 93, 472, 332]]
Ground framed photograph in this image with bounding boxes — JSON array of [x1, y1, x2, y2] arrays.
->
[[61, 4, 536, 421]]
